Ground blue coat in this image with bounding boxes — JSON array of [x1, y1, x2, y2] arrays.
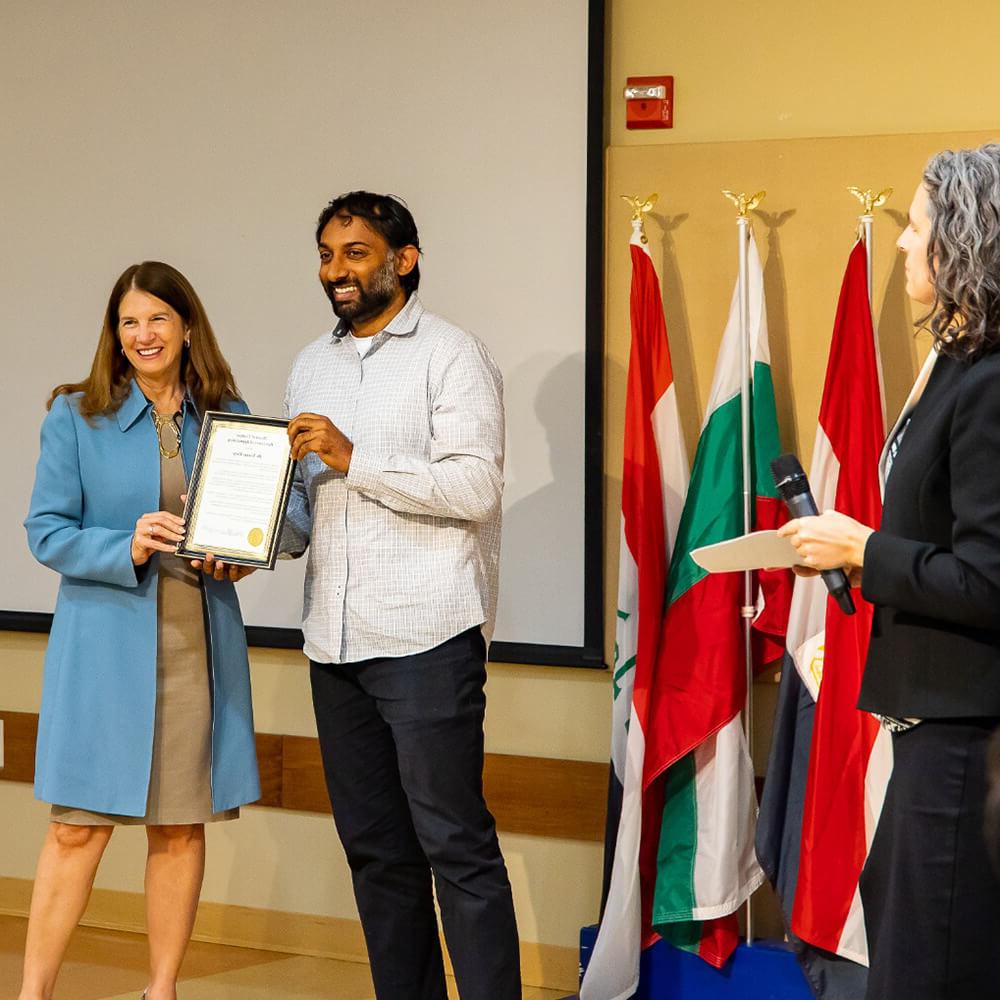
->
[[24, 381, 261, 815]]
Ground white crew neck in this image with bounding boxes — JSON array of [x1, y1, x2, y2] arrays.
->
[[350, 332, 377, 358]]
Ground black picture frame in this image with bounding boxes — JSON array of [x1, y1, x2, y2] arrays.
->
[[176, 411, 295, 572]]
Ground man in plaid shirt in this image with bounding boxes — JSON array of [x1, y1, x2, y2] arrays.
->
[[282, 191, 520, 1000]]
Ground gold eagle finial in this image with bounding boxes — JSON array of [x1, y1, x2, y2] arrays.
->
[[621, 193, 658, 243], [847, 186, 893, 215], [722, 190, 766, 217]]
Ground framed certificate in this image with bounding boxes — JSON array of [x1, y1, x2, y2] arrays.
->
[[177, 411, 295, 570]]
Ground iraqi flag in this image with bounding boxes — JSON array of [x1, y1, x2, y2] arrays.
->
[[580, 219, 689, 1000], [643, 228, 792, 967], [756, 240, 891, 996]]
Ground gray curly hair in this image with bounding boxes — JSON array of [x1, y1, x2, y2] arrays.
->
[[922, 143, 1000, 358]]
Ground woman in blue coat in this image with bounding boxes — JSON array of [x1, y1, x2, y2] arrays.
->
[[19, 261, 260, 1000]]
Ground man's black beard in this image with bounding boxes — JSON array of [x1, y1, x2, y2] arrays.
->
[[325, 257, 399, 327]]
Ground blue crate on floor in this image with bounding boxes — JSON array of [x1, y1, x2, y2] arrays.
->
[[578, 925, 813, 1000]]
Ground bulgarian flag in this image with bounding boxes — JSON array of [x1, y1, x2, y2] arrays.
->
[[643, 228, 792, 966], [757, 240, 890, 996], [580, 216, 688, 1000]]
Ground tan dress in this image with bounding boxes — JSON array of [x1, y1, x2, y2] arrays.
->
[[53, 427, 238, 826]]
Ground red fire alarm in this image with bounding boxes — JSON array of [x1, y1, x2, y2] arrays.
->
[[625, 75, 674, 129]]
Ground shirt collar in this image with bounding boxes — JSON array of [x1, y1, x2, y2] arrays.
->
[[116, 378, 196, 430], [330, 294, 425, 342]]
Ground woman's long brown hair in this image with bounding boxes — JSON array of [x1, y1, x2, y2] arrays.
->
[[48, 261, 240, 418]]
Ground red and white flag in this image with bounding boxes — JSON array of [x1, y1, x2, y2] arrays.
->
[[580, 219, 688, 1000], [789, 239, 891, 962]]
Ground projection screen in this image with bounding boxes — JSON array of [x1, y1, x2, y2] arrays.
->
[[0, 0, 604, 667]]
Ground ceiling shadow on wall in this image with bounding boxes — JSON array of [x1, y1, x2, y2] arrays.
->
[[649, 211, 701, 452], [755, 208, 798, 453]]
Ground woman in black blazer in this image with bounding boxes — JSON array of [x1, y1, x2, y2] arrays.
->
[[780, 143, 1000, 1000]]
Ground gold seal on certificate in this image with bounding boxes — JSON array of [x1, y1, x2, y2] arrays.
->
[[177, 412, 295, 570]]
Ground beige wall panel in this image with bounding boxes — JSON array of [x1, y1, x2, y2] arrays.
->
[[200, 808, 359, 920], [608, 0, 1000, 147], [0, 633, 44, 711], [244, 647, 317, 738], [1, 635, 613, 763], [1, 784, 50, 880], [0, 639, 609, 949], [497, 832, 604, 947], [247, 645, 613, 763], [484, 662, 610, 762], [0, 785, 362, 920], [603, 128, 997, 655], [0, 782, 602, 953]]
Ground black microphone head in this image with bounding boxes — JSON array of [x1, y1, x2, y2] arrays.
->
[[770, 453, 809, 499]]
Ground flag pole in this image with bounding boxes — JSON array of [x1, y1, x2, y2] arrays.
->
[[723, 188, 766, 946], [862, 212, 874, 304], [849, 186, 892, 425], [848, 186, 893, 306]]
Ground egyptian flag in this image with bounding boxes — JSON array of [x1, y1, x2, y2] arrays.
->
[[757, 240, 890, 996]]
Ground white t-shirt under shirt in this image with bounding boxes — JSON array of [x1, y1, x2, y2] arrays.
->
[[350, 332, 376, 358]]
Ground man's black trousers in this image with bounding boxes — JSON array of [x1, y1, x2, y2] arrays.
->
[[310, 627, 521, 1000]]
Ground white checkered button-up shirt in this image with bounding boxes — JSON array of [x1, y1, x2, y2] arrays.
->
[[281, 294, 504, 664]]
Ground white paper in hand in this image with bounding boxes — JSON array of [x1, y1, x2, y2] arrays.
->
[[691, 530, 801, 573]]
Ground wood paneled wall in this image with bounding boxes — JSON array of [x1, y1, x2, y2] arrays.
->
[[0, 711, 606, 842]]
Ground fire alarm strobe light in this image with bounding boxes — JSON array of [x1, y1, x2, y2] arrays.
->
[[625, 75, 673, 129]]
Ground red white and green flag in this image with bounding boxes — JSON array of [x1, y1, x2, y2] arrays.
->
[[643, 228, 792, 966], [580, 218, 689, 1000]]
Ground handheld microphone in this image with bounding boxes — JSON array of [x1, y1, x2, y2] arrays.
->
[[770, 453, 856, 616]]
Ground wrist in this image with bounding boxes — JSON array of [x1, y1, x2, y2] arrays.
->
[[853, 526, 874, 567]]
